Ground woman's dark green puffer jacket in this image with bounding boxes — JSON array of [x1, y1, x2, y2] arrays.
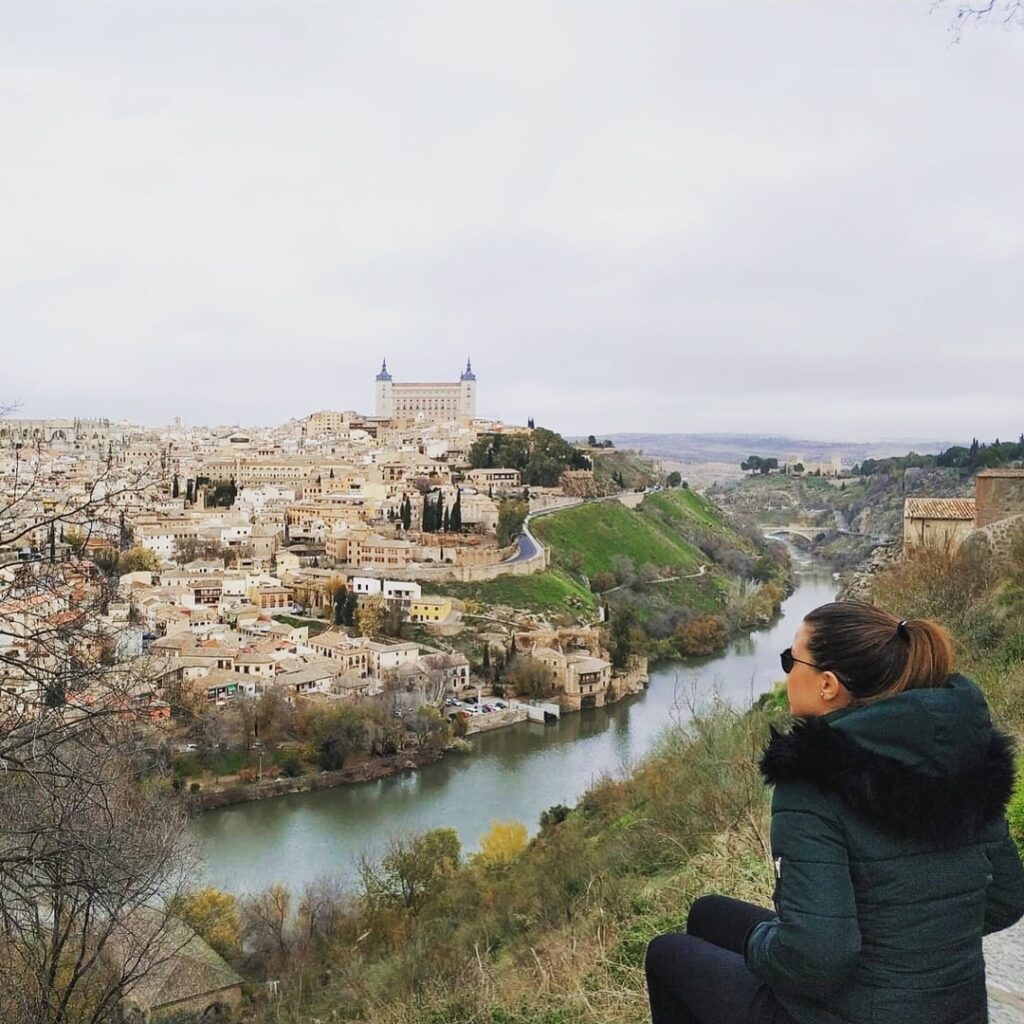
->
[[745, 674, 1024, 1024]]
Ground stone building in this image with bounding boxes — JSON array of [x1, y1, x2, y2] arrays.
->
[[374, 359, 477, 423], [902, 498, 976, 553], [120, 917, 243, 1021], [904, 467, 1024, 560]]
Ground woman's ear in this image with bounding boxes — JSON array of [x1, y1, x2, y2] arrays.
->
[[819, 670, 849, 705]]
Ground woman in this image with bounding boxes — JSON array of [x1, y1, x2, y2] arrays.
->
[[645, 600, 1024, 1024]]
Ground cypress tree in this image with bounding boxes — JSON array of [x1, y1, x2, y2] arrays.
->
[[450, 489, 462, 532], [172, 474, 179, 498], [443, 507, 450, 532], [344, 591, 359, 627]]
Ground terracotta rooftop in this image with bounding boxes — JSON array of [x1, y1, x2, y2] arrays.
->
[[904, 498, 976, 520]]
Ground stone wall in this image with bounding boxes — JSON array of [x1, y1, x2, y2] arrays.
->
[[975, 470, 1024, 528], [152, 983, 243, 1020], [961, 513, 1024, 568]]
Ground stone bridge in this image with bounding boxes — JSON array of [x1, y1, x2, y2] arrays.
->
[[761, 523, 828, 542]]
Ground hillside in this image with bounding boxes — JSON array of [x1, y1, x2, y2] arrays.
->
[[598, 432, 957, 467], [429, 489, 788, 666], [710, 468, 973, 570], [589, 448, 660, 491], [225, 511, 1024, 1024]]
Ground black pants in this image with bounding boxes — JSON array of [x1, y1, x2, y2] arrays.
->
[[645, 895, 797, 1024]]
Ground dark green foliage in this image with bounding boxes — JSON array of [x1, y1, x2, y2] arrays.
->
[[469, 428, 590, 487], [665, 471, 682, 487], [496, 500, 528, 546], [337, 585, 354, 622], [854, 435, 1024, 476], [204, 478, 237, 508], [609, 606, 637, 669], [449, 489, 462, 532], [740, 455, 779, 474], [539, 804, 571, 829]]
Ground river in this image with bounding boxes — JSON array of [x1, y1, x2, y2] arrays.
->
[[191, 555, 836, 893]]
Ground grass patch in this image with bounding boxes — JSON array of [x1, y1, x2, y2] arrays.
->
[[645, 489, 729, 534], [533, 502, 704, 579], [433, 571, 595, 618]]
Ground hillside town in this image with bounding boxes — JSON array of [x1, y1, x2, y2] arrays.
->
[[0, 363, 651, 791]]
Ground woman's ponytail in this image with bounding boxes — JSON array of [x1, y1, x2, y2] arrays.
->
[[884, 618, 954, 699], [804, 602, 956, 702]]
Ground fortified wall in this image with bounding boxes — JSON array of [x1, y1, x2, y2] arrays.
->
[[974, 468, 1024, 528]]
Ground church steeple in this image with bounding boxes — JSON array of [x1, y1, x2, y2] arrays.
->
[[460, 357, 476, 382], [376, 358, 393, 382]]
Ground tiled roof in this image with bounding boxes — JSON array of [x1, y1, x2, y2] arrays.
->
[[123, 916, 242, 1012], [904, 498, 976, 520]]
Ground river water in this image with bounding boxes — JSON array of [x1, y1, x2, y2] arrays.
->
[[192, 556, 836, 893]]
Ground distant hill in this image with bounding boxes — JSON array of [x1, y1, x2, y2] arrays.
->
[[588, 433, 961, 467]]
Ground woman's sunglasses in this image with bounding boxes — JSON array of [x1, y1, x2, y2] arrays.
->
[[779, 647, 822, 674]]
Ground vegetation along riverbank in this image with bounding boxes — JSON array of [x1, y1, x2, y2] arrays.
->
[[176, 483, 791, 809], [178, 514, 1024, 1024]]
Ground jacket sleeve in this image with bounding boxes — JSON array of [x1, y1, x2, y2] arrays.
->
[[982, 819, 1024, 936], [745, 781, 861, 997]]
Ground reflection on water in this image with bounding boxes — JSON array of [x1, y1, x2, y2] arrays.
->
[[193, 561, 837, 893]]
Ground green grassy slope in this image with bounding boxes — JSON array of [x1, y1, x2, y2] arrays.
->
[[531, 498, 705, 578], [430, 490, 764, 625], [432, 570, 595, 617]]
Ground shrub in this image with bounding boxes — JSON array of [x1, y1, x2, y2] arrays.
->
[[674, 615, 729, 657], [1009, 758, 1024, 856], [275, 749, 304, 777]]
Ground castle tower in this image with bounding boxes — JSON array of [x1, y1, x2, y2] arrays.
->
[[459, 357, 477, 421], [375, 358, 394, 418]]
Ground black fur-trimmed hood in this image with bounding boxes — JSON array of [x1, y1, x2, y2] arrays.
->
[[760, 675, 1017, 844]]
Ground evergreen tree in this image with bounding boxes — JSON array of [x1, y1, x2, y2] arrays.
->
[[345, 591, 359, 627], [185, 479, 194, 504], [443, 507, 450, 532], [401, 495, 412, 531], [172, 474, 179, 498], [450, 489, 462, 532], [481, 643, 491, 680]]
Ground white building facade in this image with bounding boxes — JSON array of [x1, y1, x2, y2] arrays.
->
[[374, 360, 477, 423]]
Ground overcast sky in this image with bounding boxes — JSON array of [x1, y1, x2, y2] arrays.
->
[[2, 2, 1022, 441]]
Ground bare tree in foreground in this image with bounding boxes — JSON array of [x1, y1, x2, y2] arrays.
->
[[0, 415, 194, 1021], [0, 727, 193, 1024]]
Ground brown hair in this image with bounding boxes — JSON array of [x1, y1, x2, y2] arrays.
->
[[803, 600, 955, 702]]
